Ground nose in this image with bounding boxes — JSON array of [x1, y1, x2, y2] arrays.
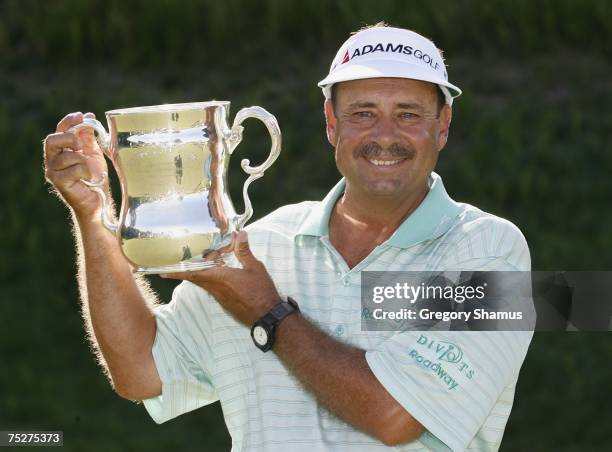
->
[[369, 116, 400, 149]]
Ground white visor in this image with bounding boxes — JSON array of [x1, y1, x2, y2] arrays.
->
[[318, 27, 462, 105]]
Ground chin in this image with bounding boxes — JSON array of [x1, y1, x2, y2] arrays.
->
[[364, 180, 404, 196]]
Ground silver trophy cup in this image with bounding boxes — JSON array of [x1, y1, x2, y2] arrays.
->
[[68, 101, 281, 273]]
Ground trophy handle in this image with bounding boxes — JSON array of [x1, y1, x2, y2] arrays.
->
[[67, 118, 119, 234], [229, 106, 281, 230], [68, 118, 111, 155]]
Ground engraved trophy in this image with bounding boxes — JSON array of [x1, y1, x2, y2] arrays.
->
[[68, 102, 280, 273]]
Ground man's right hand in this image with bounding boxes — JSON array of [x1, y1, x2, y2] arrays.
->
[[44, 113, 162, 402], [43, 111, 109, 221]]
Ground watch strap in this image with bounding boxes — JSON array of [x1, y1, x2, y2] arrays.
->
[[268, 296, 300, 321]]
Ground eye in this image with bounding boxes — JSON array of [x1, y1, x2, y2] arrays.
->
[[399, 111, 419, 120], [353, 111, 373, 118]]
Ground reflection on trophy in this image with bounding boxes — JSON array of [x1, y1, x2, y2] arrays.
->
[[68, 101, 281, 273]]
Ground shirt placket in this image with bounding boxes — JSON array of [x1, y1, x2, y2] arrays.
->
[[319, 237, 387, 341]]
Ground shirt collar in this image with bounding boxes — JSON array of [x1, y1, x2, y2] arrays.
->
[[295, 172, 461, 249], [295, 178, 346, 238]]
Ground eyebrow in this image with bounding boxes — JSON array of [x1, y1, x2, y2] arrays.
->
[[396, 102, 425, 110], [347, 101, 377, 109], [346, 101, 426, 111]]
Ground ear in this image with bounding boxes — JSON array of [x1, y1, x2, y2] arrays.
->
[[436, 104, 452, 151], [324, 99, 337, 147]]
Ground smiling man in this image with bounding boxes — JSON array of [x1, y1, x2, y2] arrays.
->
[[44, 24, 532, 452], [324, 76, 451, 269]]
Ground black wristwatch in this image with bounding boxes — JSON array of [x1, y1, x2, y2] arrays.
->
[[251, 297, 300, 352]]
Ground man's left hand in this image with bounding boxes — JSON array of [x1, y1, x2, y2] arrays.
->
[[161, 231, 280, 326]]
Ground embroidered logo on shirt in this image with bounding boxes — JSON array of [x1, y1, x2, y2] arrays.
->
[[408, 349, 460, 391], [408, 334, 476, 390]]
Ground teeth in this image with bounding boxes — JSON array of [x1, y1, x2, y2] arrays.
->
[[368, 159, 402, 166]]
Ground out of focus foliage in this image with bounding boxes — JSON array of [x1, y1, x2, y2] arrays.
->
[[1, 1, 611, 450]]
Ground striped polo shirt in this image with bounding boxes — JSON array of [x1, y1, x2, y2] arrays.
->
[[143, 172, 532, 451]]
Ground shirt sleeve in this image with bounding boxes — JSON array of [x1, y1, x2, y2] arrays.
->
[[143, 282, 218, 424], [366, 330, 532, 451], [365, 221, 533, 451]]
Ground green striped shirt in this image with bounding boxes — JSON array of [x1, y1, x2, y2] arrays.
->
[[143, 172, 532, 451]]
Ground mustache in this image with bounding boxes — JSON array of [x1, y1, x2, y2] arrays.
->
[[354, 142, 415, 159]]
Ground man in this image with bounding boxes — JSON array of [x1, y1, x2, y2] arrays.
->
[[44, 24, 532, 451]]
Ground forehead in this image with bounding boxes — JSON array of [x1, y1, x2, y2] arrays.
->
[[334, 77, 438, 107]]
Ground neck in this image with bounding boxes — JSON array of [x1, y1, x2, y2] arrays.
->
[[328, 181, 430, 268], [329, 180, 429, 268], [335, 182, 429, 235]]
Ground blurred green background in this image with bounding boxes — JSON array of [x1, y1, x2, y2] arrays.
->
[[1, 0, 611, 450]]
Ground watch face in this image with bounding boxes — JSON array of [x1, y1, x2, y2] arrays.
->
[[253, 325, 268, 346]]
